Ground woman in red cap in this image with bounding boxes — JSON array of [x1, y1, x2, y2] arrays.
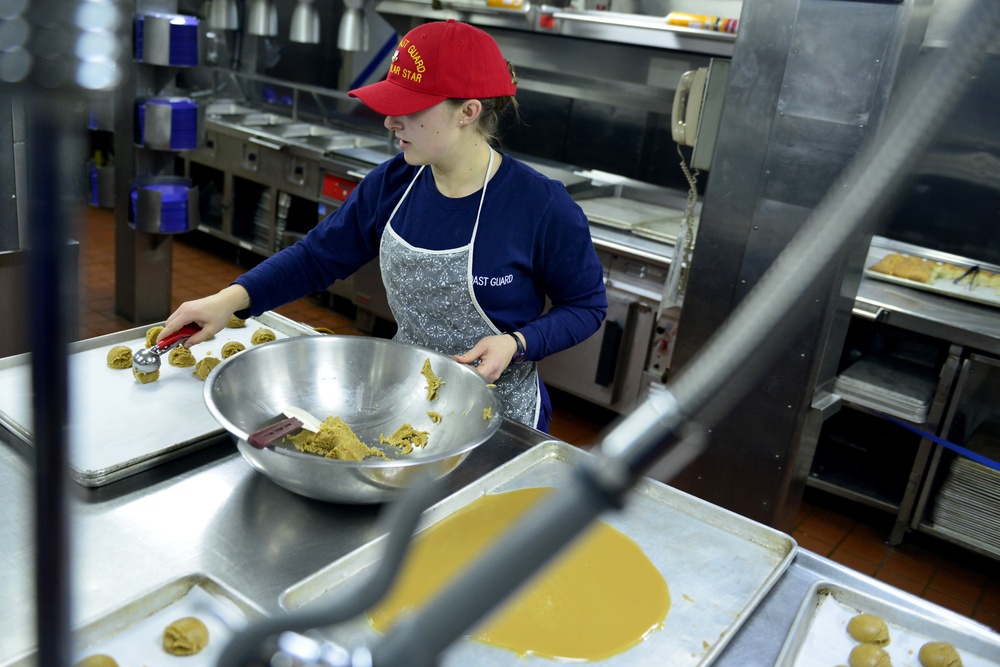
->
[[159, 20, 607, 431]]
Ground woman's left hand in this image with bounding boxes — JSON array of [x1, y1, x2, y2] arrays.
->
[[454, 334, 520, 382]]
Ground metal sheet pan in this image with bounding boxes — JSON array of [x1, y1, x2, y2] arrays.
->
[[279, 440, 797, 667], [632, 216, 685, 244], [0, 574, 266, 667], [774, 581, 1000, 667], [578, 195, 686, 230], [865, 236, 1000, 310], [0, 312, 315, 486]]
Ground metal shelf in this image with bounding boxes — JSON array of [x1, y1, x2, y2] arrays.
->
[[915, 521, 1000, 562]]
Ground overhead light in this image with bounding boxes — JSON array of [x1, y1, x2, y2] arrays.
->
[[246, 0, 277, 36], [337, 0, 368, 51], [208, 0, 238, 30], [290, 0, 320, 44]]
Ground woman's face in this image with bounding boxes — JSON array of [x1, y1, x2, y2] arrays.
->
[[384, 101, 463, 166]]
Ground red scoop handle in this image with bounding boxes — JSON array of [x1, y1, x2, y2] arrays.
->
[[248, 417, 304, 449], [155, 323, 202, 351]]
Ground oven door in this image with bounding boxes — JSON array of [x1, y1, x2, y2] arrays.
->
[[538, 284, 655, 414]]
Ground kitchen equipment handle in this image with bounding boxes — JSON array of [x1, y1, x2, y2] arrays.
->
[[248, 136, 286, 151], [851, 301, 889, 322], [248, 417, 304, 449], [155, 323, 202, 350], [594, 320, 623, 386]]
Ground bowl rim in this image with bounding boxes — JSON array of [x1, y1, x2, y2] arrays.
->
[[204, 335, 503, 467]]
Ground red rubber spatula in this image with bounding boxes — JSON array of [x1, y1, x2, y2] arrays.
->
[[247, 407, 322, 449]]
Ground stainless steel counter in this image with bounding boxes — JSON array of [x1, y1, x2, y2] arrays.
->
[[3, 418, 997, 665], [856, 277, 1000, 356]]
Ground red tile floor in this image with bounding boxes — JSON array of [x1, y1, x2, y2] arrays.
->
[[74, 206, 1000, 634]]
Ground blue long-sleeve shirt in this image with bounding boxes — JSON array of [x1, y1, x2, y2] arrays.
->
[[235, 152, 607, 362]]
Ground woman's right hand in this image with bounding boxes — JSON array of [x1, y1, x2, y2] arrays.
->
[[157, 284, 251, 347]]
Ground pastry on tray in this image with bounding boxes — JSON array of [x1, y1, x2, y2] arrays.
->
[[868, 253, 938, 284]]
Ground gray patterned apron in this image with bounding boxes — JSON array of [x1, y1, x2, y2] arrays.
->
[[379, 150, 541, 427]]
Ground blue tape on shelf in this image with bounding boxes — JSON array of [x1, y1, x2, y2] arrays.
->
[[878, 412, 1000, 472]]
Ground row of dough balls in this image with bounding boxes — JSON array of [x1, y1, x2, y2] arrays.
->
[[105, 320, 276, 383], [841, 612, 963, 667], [75, 615, 209, 666]]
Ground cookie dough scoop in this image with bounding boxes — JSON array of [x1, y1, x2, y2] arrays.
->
[[133, 323, 202, 373]]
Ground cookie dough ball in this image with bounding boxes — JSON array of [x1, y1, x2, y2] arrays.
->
[[226, 315, 246, 328], [849, 643, 892, 667], [847, 613, 890, 646], [250, 328, 276, 345], [75, 655, 117, 667], [163, 616, 209, 656], [106, 345, 132, 369], [919, 642, 962, 667], [168, 346, 196, 367], [221, 341, 245, 359], [132, 367, 160, 384], [145, 325, 164, 348], [193, 357, 221, 380]]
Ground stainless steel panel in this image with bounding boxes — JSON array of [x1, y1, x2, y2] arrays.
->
[[279, 440, 796, 667], [0, 243, 79, 359], [538, 282, 656, 413], [669, 0, 926, 530], [0, 312, 315, 486], [0, 93, 19, 252], [855, 277, 1000, 358]]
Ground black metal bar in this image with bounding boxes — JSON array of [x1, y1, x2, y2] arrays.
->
[[27, 99, 74, 667]]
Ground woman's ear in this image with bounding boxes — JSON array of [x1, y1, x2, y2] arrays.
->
[[461, 99, 484, 125]]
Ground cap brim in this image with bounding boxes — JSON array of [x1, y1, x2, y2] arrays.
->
[[348, 79, 448, 116]]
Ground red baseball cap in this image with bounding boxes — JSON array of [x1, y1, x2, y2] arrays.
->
[[348, 20, 516, 116]]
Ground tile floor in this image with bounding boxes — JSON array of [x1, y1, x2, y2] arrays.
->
[[74, 205, 1000, 634]]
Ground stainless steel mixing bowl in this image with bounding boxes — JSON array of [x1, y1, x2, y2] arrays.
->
[[204, 335, 502, 503]]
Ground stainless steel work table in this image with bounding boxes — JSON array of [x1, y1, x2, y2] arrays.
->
[[0, 419, 993, 666]]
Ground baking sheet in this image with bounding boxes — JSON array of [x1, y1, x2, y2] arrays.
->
[[1, 574, 266, 667], [774, 581, 1000, 667], [279, 440, 797, 667], [632, 216, 685, 244], [578, 196, 686, 230], [864, 238, 1000, 309], [0, 312, 314, 486]]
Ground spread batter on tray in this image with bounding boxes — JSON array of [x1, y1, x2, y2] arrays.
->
[[368, 487, 670, 661]]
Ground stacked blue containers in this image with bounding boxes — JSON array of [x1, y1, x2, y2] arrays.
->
[[134, 14, 199, 67], [131, 182, 192, 233], [137, 98, 198, 150]]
